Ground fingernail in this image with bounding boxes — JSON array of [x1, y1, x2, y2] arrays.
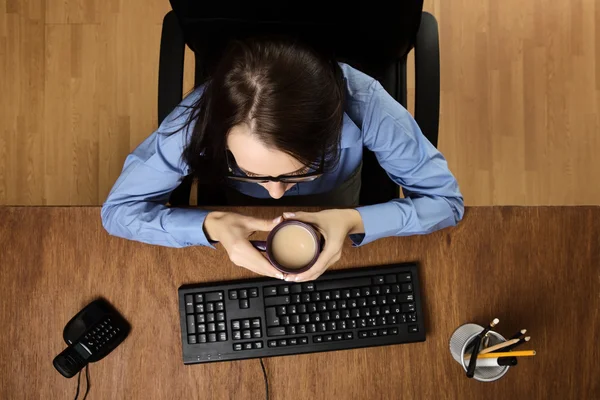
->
[[284, 276, 291, 281], [283, 212, 295, 218], [294, 276, 299, 281], [272, 216, 282, 224], [277, 274, 284, 280]]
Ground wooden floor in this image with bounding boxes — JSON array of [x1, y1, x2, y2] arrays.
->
[[1, 0, 599, 206]]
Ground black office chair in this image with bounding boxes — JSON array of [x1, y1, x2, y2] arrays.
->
[[159, 1, 440, 207]]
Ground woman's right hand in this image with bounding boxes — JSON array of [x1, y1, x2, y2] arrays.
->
[[203, 211, 284, 279]]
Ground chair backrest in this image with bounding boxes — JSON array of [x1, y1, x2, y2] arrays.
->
[[168, 0, 424, 84]]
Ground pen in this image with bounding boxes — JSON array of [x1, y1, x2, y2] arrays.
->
[[466, 318, 500, 378], [509, 329, 527, 340]]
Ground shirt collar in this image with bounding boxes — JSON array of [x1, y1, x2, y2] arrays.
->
[[340, 112, 361, 149]]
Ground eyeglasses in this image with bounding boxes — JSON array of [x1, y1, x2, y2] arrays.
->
[[225, 150, 325, 183]]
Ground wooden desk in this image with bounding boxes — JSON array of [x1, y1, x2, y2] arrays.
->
[[0, 207, 598, 399]]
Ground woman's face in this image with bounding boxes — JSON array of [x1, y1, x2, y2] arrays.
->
[[227, 123, 305, 199]]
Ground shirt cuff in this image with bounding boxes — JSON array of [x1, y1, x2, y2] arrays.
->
[[351, 202, 405, 246], [165, 208, 215, 248]]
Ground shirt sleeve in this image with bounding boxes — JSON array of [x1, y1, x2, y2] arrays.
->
[[100, 88, 214, 248], [351, 82, 464, 246]]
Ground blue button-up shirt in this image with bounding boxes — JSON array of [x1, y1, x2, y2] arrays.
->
[[101, 63, 464, 248]]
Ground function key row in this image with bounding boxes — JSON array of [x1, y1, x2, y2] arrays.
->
[[232, 318, 261, 330], [358, 327, 399, 338], [186, 301, 225, 314], [229, 288, 259, 300], [267, 337, 309, 348], [313, 331, 354, 343], [184, 291, 224, 314], [233, 341, 263, 351], [264, 283, 315, 297]]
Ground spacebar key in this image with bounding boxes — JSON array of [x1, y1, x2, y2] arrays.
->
[[267, 327, 286, 337], [316, 277, 372, 291]]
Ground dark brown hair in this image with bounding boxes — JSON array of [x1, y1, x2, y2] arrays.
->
[[179, 36, 345, 182]]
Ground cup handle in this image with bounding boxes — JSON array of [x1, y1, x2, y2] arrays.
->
[[250, 240, 267, 252]]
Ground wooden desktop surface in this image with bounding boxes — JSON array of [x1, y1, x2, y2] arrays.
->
[[0, 206, 598, 399]]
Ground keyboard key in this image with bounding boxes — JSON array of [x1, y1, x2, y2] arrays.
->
[[291, 315, 300, 324], [205, 292, 223, 302], [324, 335, 333, 342], [234, 343, 243, 351], [303, 283, 315, 291], [358, 298, 367, 307], [188, 335, 197, 344], [252, 318, 261, 328], [233, 331, 241, 340], [322, 291, 331, 300], [242, 330, 252, 339], [216, 312, 225, 322], [344, 332, 353, 340], [215, 302, 224, 311], [278, 285, 290, 295], [206, 303, 214, 313], [311, 292, 321, 301], [218, 332, 227, 341], [332, 311, 341, 320], [400, 314, 407, 323], [361, 308, 371, 317], [369, 330, 378, 337], [264, 287, 277, 296], [277, 305, 287, 316], [382, 285, 392, 295], [313, 336, 323, 343], [349, 320, 357, 329], [359, 318, 367, 328], [187, 315, 196, 334], [208, 333, 217, 342], [244, 342, 253, 350], [407, 313, 417, 322], [339, 320, 347, 330], [318, 302, 327, 311], [267, 327, 286, 337], [349, 299, 358, 308], [361, 288, 371, 296], [351, 309, 361, 318], [388, 295, 398, 304], [278, 339, 287, 346], [388, 315, 397, 324], [317, 323, 327, 332], [385, 274, 397, 284], [300, 337, 308, 345], [207, 323, 216, 332], [398, 273, 412, 282], [242, 320, 251, 329], [351, 289, 361, 298], [217, 322, 226, 331], [321, 312, 330, 322], [265, 296, 290, 307], [392, 284, 401, 293], [379, 328, 388, 336], [368, 318, 377, 327], [302, 294, 312, 303], [252, 329, 262, 338], [327, 321, 337, 331], [338, 300, 347, 309], [297, 325, 306, 334], [408, 325, 419, 333], [195, 304, 204, 313], [281, 316, 290, 325], [290, 284, 302, 293], [333, 290, 341, 300], [327, 301, 337, 310], [378, 316, 387, 326], [402, 303, 415, 313], [316, 277, 370, 291], [239, 300, 249, 309], [254, 341, 263, 349], [334, 333, 343, 341], [368, 297, 377, 306], [311, 314, 320, 323], [393, 305, 401, 314], [402, 283, 413, 293], [289, 338, 298, 345], [378, 296, 387, 305], [287, 305, 297, 314], [307, 324, 316, 333], [229, 290, 238, 300], [373, 286, 381, 295], [185, 297, 194, 314], [291, 294, 301, 304], [372, 307, 381, 316], [301, 314, 311, 323], [195, 294, 204, 303], [266, 308, 279, 326], [249, 288, 259, 298], [206, 313, 215, 322], [232, 320, 241, 330], [382, 306, 391, 315], [198, 334, 207, 343], [268, 340, 277, 348], [373, 276, 385, 285], [342, 290, 351, 299]]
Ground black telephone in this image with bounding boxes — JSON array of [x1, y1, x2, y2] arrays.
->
[[53, 299, 130, 378]]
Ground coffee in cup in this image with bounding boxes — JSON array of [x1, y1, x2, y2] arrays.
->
[[270, 224, 318, 269]]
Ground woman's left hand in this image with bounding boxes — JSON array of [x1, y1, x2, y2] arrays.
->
[[281, 209, 364, 282]]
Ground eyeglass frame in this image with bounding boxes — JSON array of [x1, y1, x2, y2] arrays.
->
[[225, 149, 325, 183]]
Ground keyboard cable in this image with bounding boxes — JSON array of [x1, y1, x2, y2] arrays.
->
[[259, 358, 269, 400], [73, 364, 91, 400]]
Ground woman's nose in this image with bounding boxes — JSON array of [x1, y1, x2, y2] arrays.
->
[[265, 182, 287, 199]]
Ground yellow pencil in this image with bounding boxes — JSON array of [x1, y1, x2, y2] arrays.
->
[[464, 350, 536, 359]]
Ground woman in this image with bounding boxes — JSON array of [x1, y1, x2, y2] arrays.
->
[[101, 37, 464, 282]]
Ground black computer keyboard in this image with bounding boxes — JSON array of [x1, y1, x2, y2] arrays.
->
[[178, 263, 425, 364]]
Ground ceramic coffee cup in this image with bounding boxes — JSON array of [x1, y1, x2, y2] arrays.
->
[[251, 220, 323, 275]]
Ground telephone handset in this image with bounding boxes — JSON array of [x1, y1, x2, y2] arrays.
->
[[53, 299, 130, 378]]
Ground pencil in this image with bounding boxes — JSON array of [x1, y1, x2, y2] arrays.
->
[[466, 318, 500, 378], [465, 350, 536, 359], [509, 329, 527, 340], [465, 318, 501, 352], [501, 336, 531, 352], [463, 338, 520, 360]]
